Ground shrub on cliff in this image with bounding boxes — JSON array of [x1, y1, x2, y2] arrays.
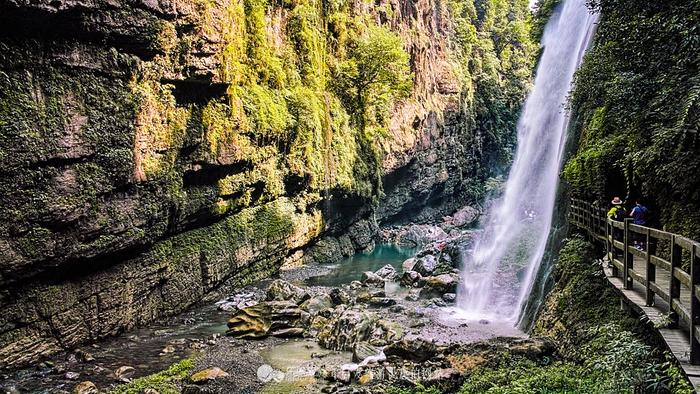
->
[[332, 25, 413, 134]]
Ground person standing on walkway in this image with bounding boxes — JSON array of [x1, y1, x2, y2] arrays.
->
[[630, 199, 649, 249], [607, 197, 626, 258], [607, 197, 626, 221]]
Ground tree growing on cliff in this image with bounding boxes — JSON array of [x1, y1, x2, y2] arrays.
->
[[332, 25, 413, 134]]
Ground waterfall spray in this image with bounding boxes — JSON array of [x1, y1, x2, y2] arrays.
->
[[456, 0, 599, 322]]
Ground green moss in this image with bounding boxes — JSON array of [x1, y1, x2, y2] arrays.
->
[[287, 2, 326, 88], [15, 227, 53, 260], [109, 358, 194, 394], [130, 78, 190, 180], [244, 0, 286, 87]]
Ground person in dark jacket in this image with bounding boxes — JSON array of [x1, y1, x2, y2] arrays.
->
[[630, 199, 648, 225], [630, 199, 649, 249]]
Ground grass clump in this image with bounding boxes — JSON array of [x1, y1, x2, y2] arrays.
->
[[109, 358, 194, 394]]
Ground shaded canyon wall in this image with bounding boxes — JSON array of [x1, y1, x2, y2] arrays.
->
[[0, 0, 535, 367]]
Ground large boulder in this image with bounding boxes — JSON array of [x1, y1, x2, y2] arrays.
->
[[383, 338, 441, 362], [226, 301, 305, 339], [301, 294, 334, 315], [361, 271, 385, 287], [353, 342, 380, 363], [329, 288, 350, 305], [413, 255, 437, 276], [400, 271, 424, 288], [317, 308, 402, 351], [449, 206, 479, 228], [420, 273, 459, 298], [374, 264, 398, 281], [318, 308, 378, 351], [402, 258, 417, 272], [266, 280, 310, 304], [226, 303, 272, 338]]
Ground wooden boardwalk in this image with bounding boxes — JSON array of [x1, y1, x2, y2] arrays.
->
[[569, 198, 700, 392], [604, 260, 700, 392]]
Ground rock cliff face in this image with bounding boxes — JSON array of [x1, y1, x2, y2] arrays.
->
[[0, 0, 534, 367]]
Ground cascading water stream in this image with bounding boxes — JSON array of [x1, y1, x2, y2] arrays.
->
[[456, 0, 599, 323]]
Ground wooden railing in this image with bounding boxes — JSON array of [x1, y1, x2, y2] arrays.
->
[[569, 198, 700, 364]]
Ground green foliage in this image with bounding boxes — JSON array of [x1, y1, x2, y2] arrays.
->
[[565, 0, 700, 239], [459, 358, 605, 394], [332, 25, 413, 132], [386, 385, 442, 394], [446, 0, 538, 177], [110, 359, 194, 394]]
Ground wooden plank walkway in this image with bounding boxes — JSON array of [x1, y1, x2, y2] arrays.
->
[[604, 257, 700, 393], [570, 198, 700, 391]]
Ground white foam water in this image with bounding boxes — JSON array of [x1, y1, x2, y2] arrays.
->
[[456, 0, 599, 323]]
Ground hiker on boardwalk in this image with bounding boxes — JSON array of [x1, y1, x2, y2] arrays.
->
[[607, 197, 626, 258], [630, 198, 649, 249], [607, 196, 626, 221]]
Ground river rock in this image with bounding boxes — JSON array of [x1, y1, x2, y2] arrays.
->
[[368, 297, 396, 307], [226, 303, 271, 338], [215, 290, 259, 312], [384, 338, 440, 362], [301, 294, 334, 315], [442, 293, 457, 303], [114, 366, 135, 382], [266, 280, 310, 304], [361, 271, 385, 286], [425, 367, 461, 386], [449, 206, 479, 228], [74, 349, 95, 363], [226, 301, 304, 338], [65, 371, 80, 380], [402, 258, 417, 272], [318, 308, 383, 351], [400, 270, 424, 287], [413, 255, 437, 276], [72, 381, 98, 394], [420, 273, 459, 297], [374, 264, 398, 280], [329, 288, 350, 305], [405, 290, 420, 302], [350, 280, 363, 290], [353, 342, 380, 363], [191, 367, 229, 384]]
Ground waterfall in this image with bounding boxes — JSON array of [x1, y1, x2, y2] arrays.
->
[[456, 0, 599, 323]]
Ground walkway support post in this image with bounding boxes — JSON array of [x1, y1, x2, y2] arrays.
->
[[670, 235, 681, 328], [623, 218, 633, 289], [690, 244, 700, 364], [645, 228, 655, 306]]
